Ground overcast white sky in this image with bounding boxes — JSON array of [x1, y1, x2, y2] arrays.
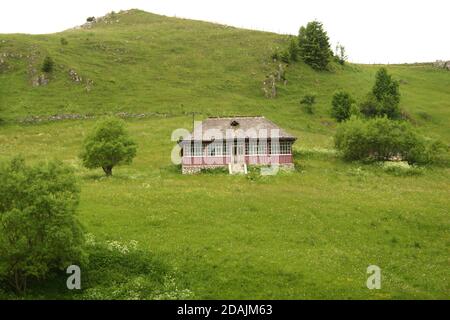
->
[[0, 0, 449, 63]]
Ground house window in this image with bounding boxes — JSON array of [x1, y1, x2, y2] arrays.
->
[[271, 141, 280, 155], [258, 140, 268, 155], [280, 141, 291, 154], [192, 142, 203, 156], [207, 141, 223, 156], [248, 140, 258, 155], [223, 141, 232, 155]]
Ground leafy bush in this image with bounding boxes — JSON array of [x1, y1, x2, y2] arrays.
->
[[0, 157, 85, 293], [300, 94, 316, 114], [60, 37, 68, 45], [80, 118, 137, 176], [298, 21, 332, 70], [334, 117, 446, 164], [331, 90, 355, 122], [41, 56, 54, 73]]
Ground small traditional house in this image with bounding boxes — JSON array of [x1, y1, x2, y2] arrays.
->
[[180, 116, 296, 174]]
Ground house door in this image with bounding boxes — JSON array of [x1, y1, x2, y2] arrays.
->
[[233, 142, 245, 164]]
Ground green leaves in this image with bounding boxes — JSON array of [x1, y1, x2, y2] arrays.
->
[[0, 157, 85, 293], [334, 117, 445, 164], [80, 118, 137, 176], [298, 21, 332, 70], [331, 90, 355, 122], [370, 68, 401, 118]]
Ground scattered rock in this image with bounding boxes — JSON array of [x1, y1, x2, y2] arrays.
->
[[68, 69, 82, 82], [31, 74, 49, 87]]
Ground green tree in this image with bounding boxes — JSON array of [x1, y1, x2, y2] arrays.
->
[[0, 157, 85, 293], [288, 37, 299, 62], [80, 118, 137, 176], [41, 56, 54, 73], [298, 21, 332, 70], [331, 90, 355, 122], [371, 68, 401, 118]]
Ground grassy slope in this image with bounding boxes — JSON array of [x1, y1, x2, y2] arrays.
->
[[0, 10, 449, 299]]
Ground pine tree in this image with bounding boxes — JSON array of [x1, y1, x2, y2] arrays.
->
[[372, 68, 401, 118], [298, 21, 332, 70], [41, 56, 54, 73]]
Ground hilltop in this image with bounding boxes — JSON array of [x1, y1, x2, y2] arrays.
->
[[0, 9, 449, 140]]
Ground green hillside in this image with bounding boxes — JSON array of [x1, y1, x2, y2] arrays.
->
[[1, 9, 449, 139], [0, 9, 449, 299]]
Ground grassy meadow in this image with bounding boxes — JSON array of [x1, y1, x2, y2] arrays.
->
[[0, 10, 449, 299]]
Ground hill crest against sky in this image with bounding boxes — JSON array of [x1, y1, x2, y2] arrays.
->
[[0, 9, 449, 141], [1, 2, 449, 63]]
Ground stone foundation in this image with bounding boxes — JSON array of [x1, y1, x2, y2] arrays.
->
[[182, 165, 226, 174], [182, 163, 295, 174]]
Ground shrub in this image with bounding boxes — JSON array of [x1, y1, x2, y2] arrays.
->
[[86, 16, 96, 23], [0, 157, 85, 293], [298, 21, 332, 70], [331, 90, 355, 122], [334, 117, 445, 164], [60, 37, 68, 45], [41, 56, 54, 73], [300, 94, 316, 114], [80, 118, 137, 176]]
